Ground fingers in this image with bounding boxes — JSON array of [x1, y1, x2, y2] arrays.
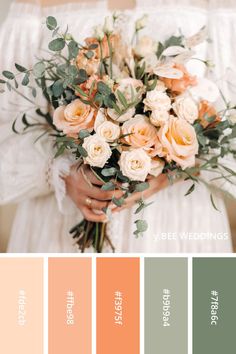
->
[[81, 206, 108, 222], [90, 199, 109, 210], [87, 185, 124, 201], [83, 166, 104, 186]]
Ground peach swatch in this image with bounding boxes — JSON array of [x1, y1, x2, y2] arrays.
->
[[0, 258, 44, 354], [48, 257, 92, 354], [97, 257, 140, 354]]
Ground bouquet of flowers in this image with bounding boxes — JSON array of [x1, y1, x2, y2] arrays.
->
[[1, 14, 235, 252]]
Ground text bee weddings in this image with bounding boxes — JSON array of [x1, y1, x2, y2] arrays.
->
[[66, 290, 75, 325]]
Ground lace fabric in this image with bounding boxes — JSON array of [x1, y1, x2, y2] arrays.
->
[[8, 0, 108, 18], [136, 0, 236, 10]]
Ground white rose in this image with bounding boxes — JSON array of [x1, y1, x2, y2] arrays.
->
[[172, 95, 198, 124], [119, 148, 151, 182], [134, 36, 157, 58], [150, 110, 170, 126], [135, 14, 148, 31], [82, 134, 112, 168], [107, 107, 135, 123], [94, 25, 104, 41], [150, 157, 165, 177], [228, 110, 236, 124], [103, 16, 114, 34], [143, 90, 171, 111], [96, 121, 120, 142], [140, 53, 158, 72]]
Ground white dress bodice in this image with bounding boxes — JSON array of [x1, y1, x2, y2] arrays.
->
[[0, 0, 235, 253]]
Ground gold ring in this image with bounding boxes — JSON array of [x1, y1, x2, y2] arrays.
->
[[85, 197, 92, 208]]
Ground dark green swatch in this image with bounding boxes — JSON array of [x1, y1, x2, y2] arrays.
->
[[145, 258, 188, 354], [193, 258, 236, 354]]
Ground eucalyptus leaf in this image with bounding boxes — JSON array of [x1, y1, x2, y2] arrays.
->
[[49, 38, 65, 51], [101, 167, 117, 177], [2, 71, 15, 80], [78, 129, 90, 139], [15, 63, 27, 73], [184, 183, 195, 196], [33, 62, 45, 78], [101, 181, 116, 191], [134, 182, 149, 192], [22, 73, 30, 86], [78, 145, 88, 157], [46, 16, 57, 31]]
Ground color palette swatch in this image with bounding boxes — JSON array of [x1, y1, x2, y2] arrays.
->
[[145, 258, 188, 354], [97, 258, 140, 354], [48, 258, 92, 354], [0, 256, 236, 354], [0, 258, 44, 354]]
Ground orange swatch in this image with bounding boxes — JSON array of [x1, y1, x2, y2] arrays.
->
[[48, 258, 92, 354], [0, 258, 44, 354], [97, 257, 140, 354]]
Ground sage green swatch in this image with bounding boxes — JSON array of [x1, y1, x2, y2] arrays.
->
[[193, 258, 236, 354], [145, 258, 188, 354]]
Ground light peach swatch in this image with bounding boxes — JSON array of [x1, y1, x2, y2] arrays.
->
[[0, 258, 44, 354], [48, 257, 92, 354], [97, 257, 140, 354]]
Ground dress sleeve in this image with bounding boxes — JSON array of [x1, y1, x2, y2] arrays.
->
[[202, 7, 236, 199], [0, 7, 76, 211]]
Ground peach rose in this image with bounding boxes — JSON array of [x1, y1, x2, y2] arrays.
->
[[161, 64, 197, 94], [158, 116, 199, 169], [198, 100, 221, 128], [122, 115, 162, 157], [53, 99, 96, 136], [76, 50, 100, 76]]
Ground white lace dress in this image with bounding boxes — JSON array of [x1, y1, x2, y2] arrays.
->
[[0, 0, 235, 253]]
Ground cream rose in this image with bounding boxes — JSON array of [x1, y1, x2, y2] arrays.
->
[[134, 36, 157, 57], [143, 90, 171, 112], [96, 121, 120, 142], [150, 157, 165, 177], [94, 109, 120, 142], [119, 148, 151, 181], [53, 99, 95, 136], [158, 116, 199, 169], [107, 107, 135, 123], [150, 110, 170, 126], [82, 134, 112, 168], [172, 95, 198, 124]]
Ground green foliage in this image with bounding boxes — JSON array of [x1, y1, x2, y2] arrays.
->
[[46, 16, 57, 31], [49, 38, 65, 51], [134, 219, 148, 237], [2, 71, 15, 80]]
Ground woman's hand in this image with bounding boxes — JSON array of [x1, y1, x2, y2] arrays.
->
[[64, 164, 123, 222], [113, 174, 169, 213]]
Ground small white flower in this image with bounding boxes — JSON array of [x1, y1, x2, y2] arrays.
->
[[143, 90, 171, 112], [94, 25, 104, 41], [82, 134, 112, 168], [172, 95, 198, 124], [150, 110, 170, 126], [135, 14, 148, 31], [119, 148, 151, 182], [96, 120, 120, 142], [150, 157, 165, 177], [134, 36, 157, 58], [189, 78, 220, 103], [103, 16, 114, 34]]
